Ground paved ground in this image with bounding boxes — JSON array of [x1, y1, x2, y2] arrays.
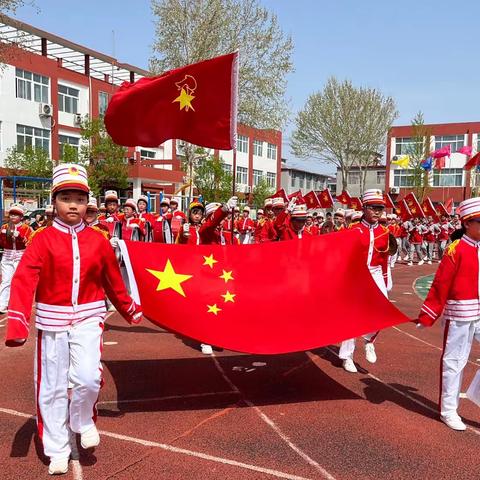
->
[[1, 260, 479, 479]]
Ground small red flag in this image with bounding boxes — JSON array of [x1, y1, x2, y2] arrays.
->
[[304, 191, 321, 209], [457, 145, 473, 156], [105, 52, 238, 149], [464, 152, 480, 170], [336, 190, 351, 205], [383, 193, 396, 209], [430, 145, 451, 158], [435, 156, 446, 169], [421, 197, 439, 221], [396, 199, 412, 221], [444, 198, 454, 215], [318, 189, 333, 209], [404, 192, 425, 218], [270, 188, 288, 203], [288, 190, 303, 202], [120, 233, 409, 354], [348, 197, 363, 211], [435, 202, 449, 218]]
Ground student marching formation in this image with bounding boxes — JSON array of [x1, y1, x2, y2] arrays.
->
[[1, 163, 479, 476]]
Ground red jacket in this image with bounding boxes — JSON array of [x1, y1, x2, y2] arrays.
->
[[254, 218, 277, 243], [5, 219, 141, 346], [177, 208, 228, 245], [0, 223, 32, 250], [409, 225, 424, 244], [120, 216, 146, 241], [99, 212, 124, 237], [237, 217, 255, 234], [352, 220, 390, 285], [303, 225, 320, 237], [419, 236, 480, 326], [438, 221, 451, 241], [275, 212, 304, 241]]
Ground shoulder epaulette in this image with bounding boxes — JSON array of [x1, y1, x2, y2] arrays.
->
[[90, 225, 110, 240], [446, 239, 460, 257], [27, 226, 47, 246]]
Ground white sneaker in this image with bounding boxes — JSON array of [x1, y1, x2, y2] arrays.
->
[[403, 256, 410, 261], [418, 260, 424, 266], [441, 414, 466, 431], [342, 358, 358, 373], [408, 262, 413, 266], [201, 343, 213, 355], [80, 425, 100, 449], [48, 457, 69, 475], [427, 260, 432, 265], [365, 342, 377, 363]]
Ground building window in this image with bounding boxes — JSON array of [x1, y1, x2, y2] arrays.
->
[[393, 169, 415, 187], [434, 135, 464, 153], [306, 174, 312, 189], [266, 172, 276, 188], [236, 166, 248, 184], [299, 174, 305, 189], [17, 124, 50, 152], [222, 163, 232, 174], [59, 134, 80, 160], [58, 84, 79, 113], [15, 68, 49, 103], [253, 139, 263, 156], [348, 171, 361, 184], [291, 172, 296, 187], [477, 135, 480, 153], [432, 168, 463, 187], [376, 171, 385, 185], [99, 92, 109, 116], [140, 149, 156, 159], [395, 137, 423, 156], [267, 143, 277, 160], [253, 169, 263, 186], [237, 134, 248, 153]]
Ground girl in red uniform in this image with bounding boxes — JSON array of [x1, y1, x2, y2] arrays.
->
[[5, 164, 142, 475]]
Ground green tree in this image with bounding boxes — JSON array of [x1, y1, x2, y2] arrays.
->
[[291, 77, 398, 192], [401, 111, 432, 201], [78, 118, 129, 196], [251, 177, 273, 209], [193, 155, 233, 203], [5, 146, 53, 177]]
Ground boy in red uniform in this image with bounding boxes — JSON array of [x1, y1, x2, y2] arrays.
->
[[0, 204, 32, 313], [98, 190, 123, 237], [417, 197, 480, 431], [5, 164, 142, 475], [238, 206, 255, 244], [339, 189, 396, 373]]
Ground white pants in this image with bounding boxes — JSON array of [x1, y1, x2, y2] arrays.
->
[[440, 319, 480, 417], [239, 232, 252, 244], [35, 321, 104, 460], [0, 250, 23, 309], [339, 267, 387, 360]]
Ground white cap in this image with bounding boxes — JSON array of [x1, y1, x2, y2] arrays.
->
[[205, 202, 222, 216], [459, 197, 480, 221], [105, 190, 119, 202], [52, 163, 89, 194]]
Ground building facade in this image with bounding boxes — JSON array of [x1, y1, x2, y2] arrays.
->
[[281, 159, 334, 196], [0, 15, 282, 212], [386, 122, 480, 204], [336, 165, 386, 197]]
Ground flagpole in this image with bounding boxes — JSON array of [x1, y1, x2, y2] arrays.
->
[[230, 50, 239, 245]]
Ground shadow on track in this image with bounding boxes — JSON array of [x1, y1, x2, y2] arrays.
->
[[100, 349, 361, 415]]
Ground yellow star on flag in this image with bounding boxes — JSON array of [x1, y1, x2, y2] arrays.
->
[[173, 88, 195, 111], [203, 254, 218, 269], [219, 270, 234, 283], [221, 291, 236, 303], [147, 259, 192, 297], [207, 304, 222, 315]]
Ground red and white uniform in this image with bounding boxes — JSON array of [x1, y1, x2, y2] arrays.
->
[[438, 221, 452, 242], [119, 216, 146, 241], [99, 212, 123, 237], [152, 215, 174, 243], [177, 208, 228, 245], [0, 222, 32, 309], [409, 224, 425, 245], [254, 218, 277, 243], [339, 219, 391, 360], [303, 224, 320, 237], [237, 217, 255, 244], [275, 211, 304, 241], [5, 219, 141, 461], [418, 235, 480, 418]]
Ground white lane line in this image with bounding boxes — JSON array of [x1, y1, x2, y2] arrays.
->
[[211, 356, 337, 480], [402, 292, 413, 295], [103, 341, 118, 346], [314, 349, 480, 438], [392, 326, 480, 368], [71, 460, 84, 480], [97, 391, 238, 406], [0, 407, 311, 480]]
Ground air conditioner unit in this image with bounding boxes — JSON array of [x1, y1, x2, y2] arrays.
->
[[390, 187, 399, 194], [244, 185, 252, 194], [73, 114, 82, 126], [39, 103, 53, 117]]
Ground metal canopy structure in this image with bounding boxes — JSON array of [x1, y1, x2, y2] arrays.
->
[[0, 14, 149, 85]]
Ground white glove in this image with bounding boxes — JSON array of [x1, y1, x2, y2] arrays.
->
[[110, 237, 119, 248], [13, 230, 20, 238], [106, 217, 114, 223], [182, 223, 191, 237], [225, 196, 238, 211], [1, 229, 6, 234], [128, 222, 139, 229], [287, 198, 296, 213]]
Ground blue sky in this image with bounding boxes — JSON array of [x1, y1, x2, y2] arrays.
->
[[13, 0, 480, 174]]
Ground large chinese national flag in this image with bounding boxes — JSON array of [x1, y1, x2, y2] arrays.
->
[[119, 230, 409, 354], [105, 52, 238, 149]]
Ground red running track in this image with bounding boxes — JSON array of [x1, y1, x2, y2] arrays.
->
[[0, 261, 479, 479]]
